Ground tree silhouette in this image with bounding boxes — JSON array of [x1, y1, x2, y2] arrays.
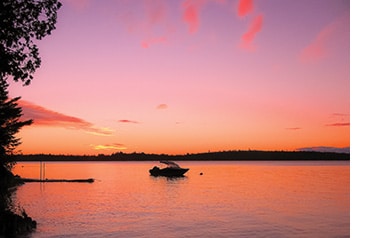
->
[[1, 1, 62, 235], [0, 0, 62, 85], [0, 0, 61, 167], [0, 80, 32, 169]]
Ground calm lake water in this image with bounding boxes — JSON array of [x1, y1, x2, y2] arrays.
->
[[12, 161, 350, 238]]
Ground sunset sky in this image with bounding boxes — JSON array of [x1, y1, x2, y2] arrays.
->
[[8, 0, 350, 155]]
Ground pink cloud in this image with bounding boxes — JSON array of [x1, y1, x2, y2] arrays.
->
[[325, 122, 350, 127], [299, 13, 349, 62], [141, 36, 167, 48], [332, 113, 349, 117], [182, 0, 200, 34], [286, 127, 302, 130], [238, 0, 253, 17], [181, 0, 224, 33], [120, 0, 169, 48], [123, 0, 226, 46], [92, 143, 127, 150], [240, 14, 263, 51], [118, 119, 139, 124], [156, 104, 168, 109], [299, 31, 329, 62], [19, 100, 113, 136], [142, 1, 171, 48], [144, 0, 166, 25], [325, 113, 350, 127]]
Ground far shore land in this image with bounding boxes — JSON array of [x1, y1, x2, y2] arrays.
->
[[10, 150, 349, 162]]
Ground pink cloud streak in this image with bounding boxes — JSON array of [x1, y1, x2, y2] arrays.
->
[[141, 36, 167, 48], [120, 0, 169, 48], [181, 0, 225, 34], [19, 100, 113, 136], [238, 0, 253, 17], [182, 0, 200, 34], [240, 14, 263, 51], [325, 122, 350, 127], [286, 127, 302, 130], [299, 30, 329, 61], [299, 13, 348, 62], [118, 119, 139, 124], [156, 103, 168, 109], [144, 0, 166, 25], [92, 143, 127, 150]]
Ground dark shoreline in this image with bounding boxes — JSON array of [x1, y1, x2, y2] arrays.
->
[[10, 150, 349, 162], [1, 166, 37, 236]]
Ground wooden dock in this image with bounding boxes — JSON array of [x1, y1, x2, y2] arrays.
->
[[18, 162, 95, 183], [21, 178, 95, 183]]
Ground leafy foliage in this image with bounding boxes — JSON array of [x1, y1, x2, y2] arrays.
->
[[0, 0, 62, 85]]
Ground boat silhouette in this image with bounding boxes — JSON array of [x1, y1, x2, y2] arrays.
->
[[149, 161, 189, 177]]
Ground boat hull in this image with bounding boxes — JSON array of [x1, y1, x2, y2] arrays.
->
[[149, 167, 189, 177]]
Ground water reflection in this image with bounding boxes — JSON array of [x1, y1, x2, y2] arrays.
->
[[149, 175, 188, 182], [12, 161, 349, 238]]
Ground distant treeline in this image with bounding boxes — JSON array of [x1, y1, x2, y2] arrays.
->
[[10, 150, 349, 162]]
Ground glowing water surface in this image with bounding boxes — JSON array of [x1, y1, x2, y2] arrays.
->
[[13, 161, 349, 237]]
